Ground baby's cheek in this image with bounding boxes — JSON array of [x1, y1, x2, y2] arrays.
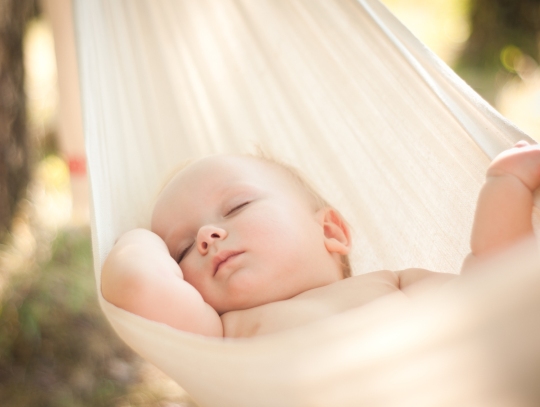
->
[[181, 265, 204, 289], [240, 214, 281, 241], [222, 268, 286, 309]]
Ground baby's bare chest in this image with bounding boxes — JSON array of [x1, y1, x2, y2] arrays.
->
[[221, 270, 408, 338]]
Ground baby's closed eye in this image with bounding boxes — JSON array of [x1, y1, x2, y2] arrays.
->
[[177, 243, 194, 263], [225, 201, 251, 216]]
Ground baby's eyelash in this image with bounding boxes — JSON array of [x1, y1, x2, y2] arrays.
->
[[177, 243, 193, 263], [226, 201, 250, 216]]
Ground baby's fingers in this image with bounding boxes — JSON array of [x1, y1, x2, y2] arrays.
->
[[514, 140, 530, 148], [487, 142, 540, 190]]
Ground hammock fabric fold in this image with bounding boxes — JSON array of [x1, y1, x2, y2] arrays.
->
[[73, 0, 539, 405]]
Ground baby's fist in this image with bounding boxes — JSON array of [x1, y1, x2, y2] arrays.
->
[[487, 141, 540, 191]]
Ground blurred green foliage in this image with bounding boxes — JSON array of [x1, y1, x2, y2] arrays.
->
[[460, 0, 539, 68], [0, 228, 140, 407], [456, 0, 540, 101]]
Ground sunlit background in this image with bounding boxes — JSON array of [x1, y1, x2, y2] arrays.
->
[[0, 0, 538, 406], [385, 0, 540, 140]]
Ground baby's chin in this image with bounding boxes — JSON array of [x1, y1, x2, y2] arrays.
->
[[206, 287, 284, 315], [206, 265, 342, 314], [209, 284, 319, 315]]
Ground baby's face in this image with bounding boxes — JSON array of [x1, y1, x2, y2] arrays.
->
[[151, 155, 345, 314]]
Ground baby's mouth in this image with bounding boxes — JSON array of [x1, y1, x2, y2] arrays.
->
[[213, 251, 244, 276]]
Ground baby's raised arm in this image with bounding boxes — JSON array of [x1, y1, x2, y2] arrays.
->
[[463, 141, 540, 272], [101, 229, 223, 337]]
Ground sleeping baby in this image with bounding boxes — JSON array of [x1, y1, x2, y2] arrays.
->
[[101, 141, 539, 338]]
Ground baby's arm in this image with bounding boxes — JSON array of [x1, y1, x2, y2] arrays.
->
[[101, 229, 223, 337], [463, 141, 540, 272]]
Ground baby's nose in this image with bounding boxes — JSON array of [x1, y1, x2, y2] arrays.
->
[[197, 225, 227, 253]]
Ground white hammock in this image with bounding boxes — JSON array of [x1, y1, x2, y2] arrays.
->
[[73, 0, 540, 405]]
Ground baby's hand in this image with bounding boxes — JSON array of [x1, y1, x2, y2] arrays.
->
[[487, 141, 540, 192], [102, 228, 223, 336]]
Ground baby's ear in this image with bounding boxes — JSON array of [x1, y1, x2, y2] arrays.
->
[[316, 208, 351, 255]]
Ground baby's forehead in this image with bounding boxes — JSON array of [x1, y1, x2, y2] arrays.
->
[[151, 154, 320, 230], [172, 154, 291, 187], [159, 154, 314, 207]]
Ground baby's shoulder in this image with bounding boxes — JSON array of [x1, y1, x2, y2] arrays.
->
[[348, 268, 458, 295]]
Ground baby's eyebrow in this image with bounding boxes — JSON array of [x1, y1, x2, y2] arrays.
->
[[217, 184, 252, 199], [223, 182, 262, 194], [222, 187, 261, 205]]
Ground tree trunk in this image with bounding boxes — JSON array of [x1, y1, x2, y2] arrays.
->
[[0, 0, 39, 242]]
